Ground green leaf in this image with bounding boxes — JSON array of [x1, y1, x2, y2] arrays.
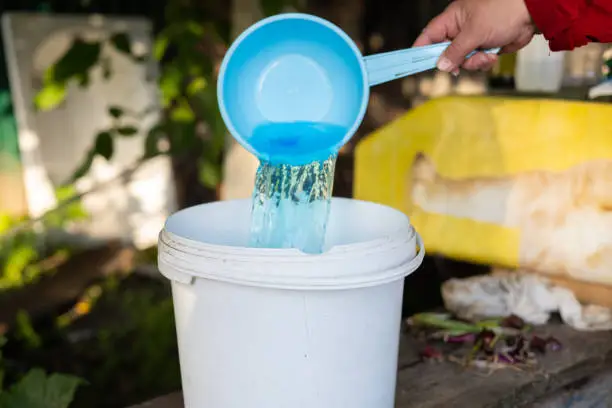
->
[[116, 126, 138, 136], [0, 368, 84, 408], [3, 246, 38, 288], [476, 318, 504, 329], [76, 72, 90, 88], [54, 185, 76, 202], [185, 21, 206, 37], [170, 99, 195, 122], [198, 159, 221, 189], [109, 32, 132, 57], [410, 313, 481, 333], [159, 65, 182, 107], [15, 311, 42, 349], [94, 131, 114, 160], [43, 374, 84, 408], [144, 125, 166, 158], [34, 83, 66, 111], [186, 77, 207, 95], [46, 39, 101, 84], [260, 0, 285, 16], [153, 34, 170, 61], [108, 106, 123, 119], [52, 186, 88, 223], [68, 149, 95, 183]]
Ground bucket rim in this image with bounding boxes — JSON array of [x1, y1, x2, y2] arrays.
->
[[157, 198, 425, 290]]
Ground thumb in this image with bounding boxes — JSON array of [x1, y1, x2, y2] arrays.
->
[[437, 29, 480, 72]]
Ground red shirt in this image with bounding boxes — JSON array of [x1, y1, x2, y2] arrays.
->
[[524, 0, 612, 51]]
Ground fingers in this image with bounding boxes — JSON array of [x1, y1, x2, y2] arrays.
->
[[413, 29, 435, 47], [437, 28, 481, 72], [500, 32, 535, 54], [462, 52, 498, 71]]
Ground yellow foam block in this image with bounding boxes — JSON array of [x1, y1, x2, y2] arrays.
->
[[354, 96, 612, 277]]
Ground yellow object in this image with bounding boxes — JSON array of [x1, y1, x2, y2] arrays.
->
[[354, 96, 612, 285]]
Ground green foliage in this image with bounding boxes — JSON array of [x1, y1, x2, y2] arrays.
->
[[0, 369, 83, 408], [14, 311, 42, 350], [33, 3, 230, 190], [32, 0, 301, 191], [34, 39, 102, 111], [0, 337, 83, 408], [93, 132, 113, 161], [66, 282, 180, 407], [0, 186, 87, 290], [108, 33, 132, 58]]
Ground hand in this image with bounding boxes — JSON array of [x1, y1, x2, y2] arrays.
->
[[413, 0, 537, 73]]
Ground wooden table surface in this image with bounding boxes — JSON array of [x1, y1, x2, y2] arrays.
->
[[131, 321, 612, 408]]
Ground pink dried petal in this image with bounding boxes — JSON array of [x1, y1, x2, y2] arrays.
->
[[529, 336, 548, 354], [445, 333, 477, 343], [420, 345, 443, 360]]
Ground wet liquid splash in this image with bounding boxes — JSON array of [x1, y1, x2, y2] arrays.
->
[[249, 155, 336, 254]]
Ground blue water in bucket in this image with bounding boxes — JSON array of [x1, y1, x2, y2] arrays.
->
[[217, 13, 498, 252]]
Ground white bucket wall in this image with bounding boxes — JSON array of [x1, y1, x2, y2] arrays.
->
[[158, 198, 424, 408]]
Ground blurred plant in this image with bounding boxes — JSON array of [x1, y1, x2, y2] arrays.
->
[[34, 2, 227, 189], [67, 282, 180, 407], [14, 311, 42, 350], [0, 186, 87, 290], [0, 2, 298, 406], [0, 336, 84, 408], [33, 0, 301, 190]]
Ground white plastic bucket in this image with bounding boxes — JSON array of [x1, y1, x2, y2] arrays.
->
[[157, 198, 424, 408], [515, 34, 565, 92]]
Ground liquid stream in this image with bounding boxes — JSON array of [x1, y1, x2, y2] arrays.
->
[[249, 155, 336, 254]]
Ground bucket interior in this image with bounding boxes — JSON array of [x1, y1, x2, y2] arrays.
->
[[164, 198, 411, 251]]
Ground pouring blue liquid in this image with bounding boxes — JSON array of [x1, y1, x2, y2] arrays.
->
[[249, 122, 347, 166], [218, 14, 496, 254], [248, 122, 339, 254]]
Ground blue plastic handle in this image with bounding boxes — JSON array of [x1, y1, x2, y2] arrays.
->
[[365, 42, 501, 86]]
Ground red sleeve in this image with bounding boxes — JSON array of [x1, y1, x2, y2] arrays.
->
[[524, 0, 612, 51]]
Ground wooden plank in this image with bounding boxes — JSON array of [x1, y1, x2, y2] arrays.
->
[[531, 369, 612, 408], [395, 324, 612, 408], [131, 323, 612, 408]]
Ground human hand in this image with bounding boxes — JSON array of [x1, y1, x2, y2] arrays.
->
[[413, 0, 537, 74]]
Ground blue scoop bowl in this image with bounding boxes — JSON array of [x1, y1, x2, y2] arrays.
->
[[218, 13, 498, 165]]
